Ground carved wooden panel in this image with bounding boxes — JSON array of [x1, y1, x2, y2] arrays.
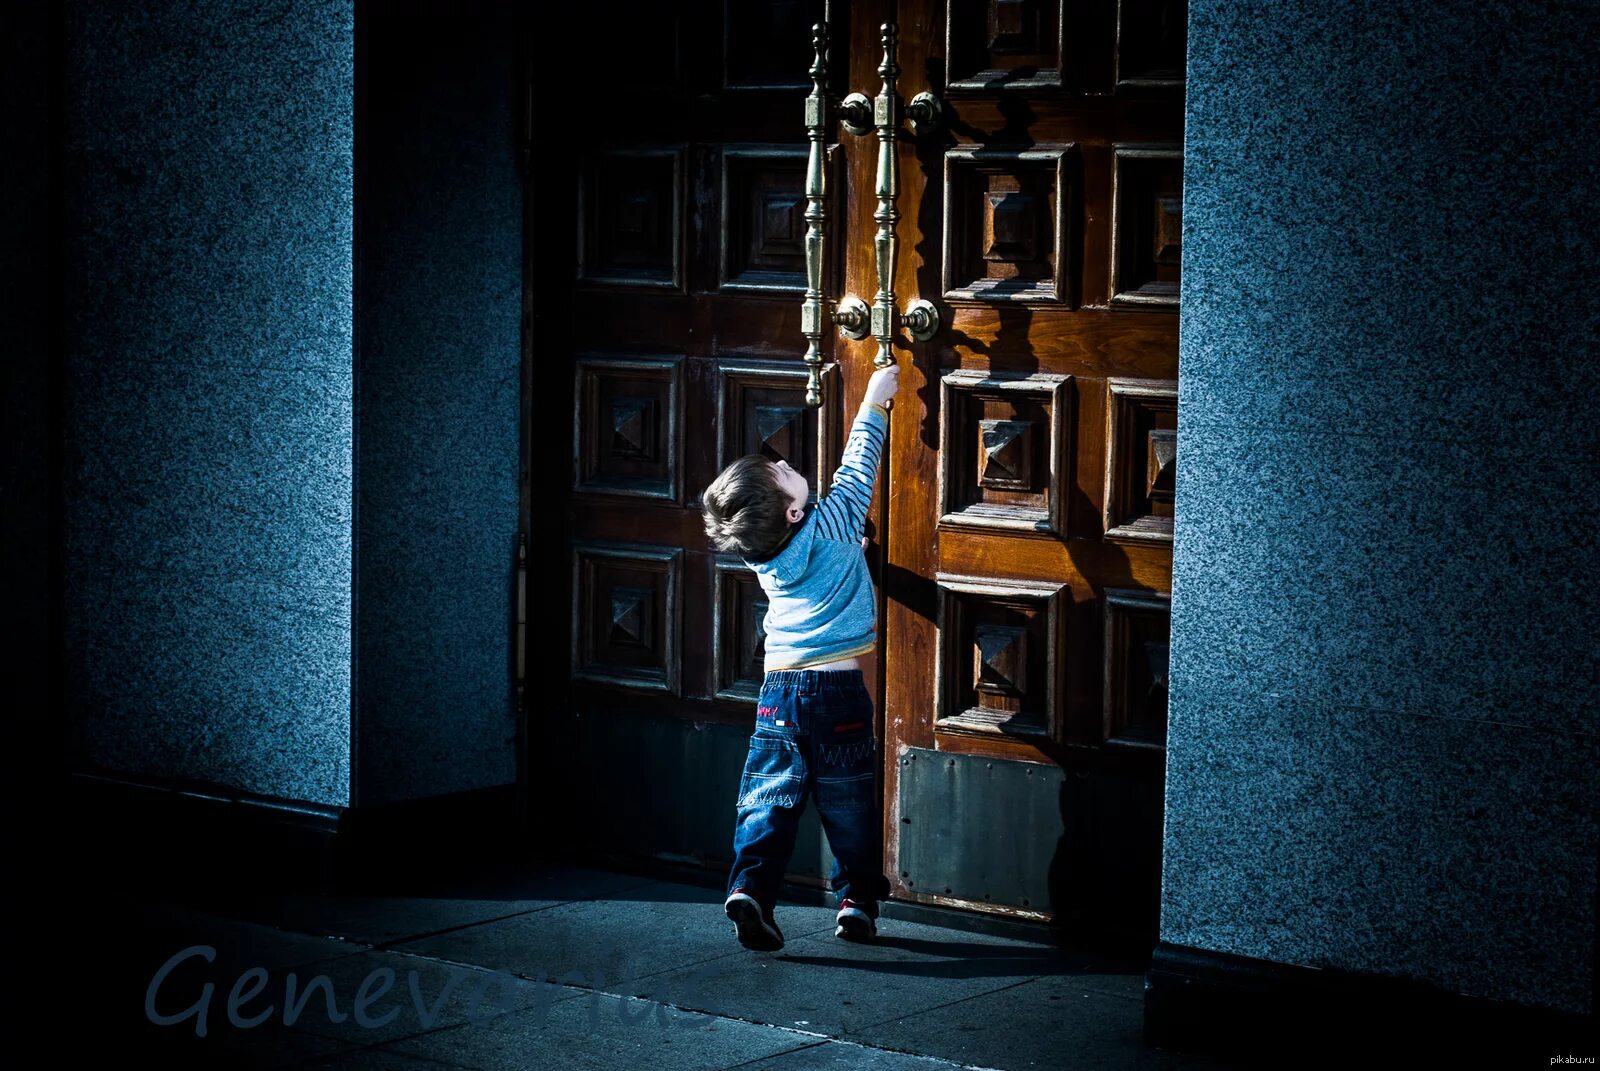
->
[[577, 148, 685, 291], [724, 0, 827, 89], [712, 556, 768, 702], [611, 5, 681, 89], [573, 355, 683, 501], [571, 542, 683, 694], [721, 147, 808, 293], [716, 359, 840, 501], [1104, 377, 1176, 542], [946, 0, 1065, 89], [1102, 588, 1170, 749], [944, 147, 1074, 305], [1115, 0, 1187, 89], [939, 369, 1070, 536], [934, 573, 1066, 741], [1110, 145, 1182, 306]]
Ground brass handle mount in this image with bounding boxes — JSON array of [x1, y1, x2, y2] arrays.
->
[[905, 298, 940, 342]]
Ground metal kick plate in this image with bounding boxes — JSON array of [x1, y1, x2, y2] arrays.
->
[[897, 747, 1066, 912]]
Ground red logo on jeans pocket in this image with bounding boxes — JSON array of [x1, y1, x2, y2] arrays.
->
[[757, 706, 778, 718]]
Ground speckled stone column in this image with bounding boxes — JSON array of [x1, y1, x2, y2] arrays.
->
[[62, 1, 357, 807], [1164, 0, 1598, 1015], [60, 2, 522, 811]]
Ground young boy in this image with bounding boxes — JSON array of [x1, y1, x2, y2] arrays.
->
[[700, 363, 901, 951]]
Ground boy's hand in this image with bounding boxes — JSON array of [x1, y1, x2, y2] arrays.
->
[[863, 363, 901, 410]]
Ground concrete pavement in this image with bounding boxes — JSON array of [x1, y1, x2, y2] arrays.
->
[[29, 856, 1248, 1069]]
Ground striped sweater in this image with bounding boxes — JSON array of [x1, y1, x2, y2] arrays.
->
[[742, 401, 888, 671]]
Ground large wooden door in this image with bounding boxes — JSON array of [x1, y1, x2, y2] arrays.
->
[[530, 0, 861, 865], [865, 0, 1185, 945]]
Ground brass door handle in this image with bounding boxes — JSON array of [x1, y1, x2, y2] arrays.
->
[[800, 24, 832, 407], [800, 23, 944, 406], [801, 24, 871, 406]]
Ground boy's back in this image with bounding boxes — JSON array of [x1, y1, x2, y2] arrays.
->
[[741, 399, 889, 671]]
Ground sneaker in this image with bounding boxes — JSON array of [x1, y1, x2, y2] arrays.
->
[[724, 890, 784, 951], [835, 898, 877, 942]]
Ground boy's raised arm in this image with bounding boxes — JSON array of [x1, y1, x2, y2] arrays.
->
[[813, 364, 900, 544], [813, 402, 887, 544]]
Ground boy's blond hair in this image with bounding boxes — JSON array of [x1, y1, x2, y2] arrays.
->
[[702, 455, 792, 558]]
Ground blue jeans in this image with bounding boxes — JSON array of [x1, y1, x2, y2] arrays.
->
[[726, 668, 891, 915]]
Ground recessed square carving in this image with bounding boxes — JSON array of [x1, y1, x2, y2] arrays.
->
[[944, 147, 1074, 306], [985, 191, 1038, 261], [572, 543, 683, 694], [578, 148, 685, 291], [948, 0, 1064, 89], [1110, 146, 1182, 306], [612, 397, 659, 461], [713, 556, 769, 702], [1103, 588, 1170, 750], [1104, 378, 1176, 542], [991, 0, 1043, 51], [574, 355, 683, 501], [978, 419, 1034, 490], [609, 587, 655, 648], [1115, 0, 1187, 88], [724, 0, 826, 89], [722, 148, 810, 292], [935, 573, 1066, 740], [974, 623, 1028, 696], [939, 370, 1070, 536], [715, 359, 840, 503]]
